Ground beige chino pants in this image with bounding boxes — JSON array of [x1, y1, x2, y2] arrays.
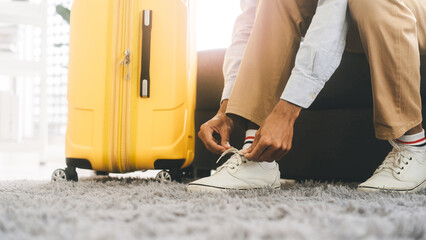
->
[[226, 0, 426, 140]]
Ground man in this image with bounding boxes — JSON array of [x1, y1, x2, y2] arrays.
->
[[188, 0, 426, 193]]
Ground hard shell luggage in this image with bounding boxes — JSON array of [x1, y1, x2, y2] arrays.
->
[[51, 0, 197, 182]]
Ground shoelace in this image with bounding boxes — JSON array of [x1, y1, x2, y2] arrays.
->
[[376, 142, 413, 175], [216, 148, 248, 172]]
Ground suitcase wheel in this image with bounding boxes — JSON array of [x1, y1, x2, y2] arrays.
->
[[155, 169, 183, 182], [51, 167, 78, 182], [155, 170, 172, 182]]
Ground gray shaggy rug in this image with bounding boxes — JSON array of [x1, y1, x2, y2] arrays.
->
[[1, 178, 425, 240]]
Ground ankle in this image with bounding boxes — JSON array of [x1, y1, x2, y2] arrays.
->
[[396, 129, 426, 146], [404, 124, 423, 135]]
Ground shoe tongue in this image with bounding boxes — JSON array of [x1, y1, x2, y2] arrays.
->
[[389, 139, 424, 162], [216, 150, 242, 172], [227, 154, 239, 163]]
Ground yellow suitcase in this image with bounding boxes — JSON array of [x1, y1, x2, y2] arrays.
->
[[52, 0, 197, 181]]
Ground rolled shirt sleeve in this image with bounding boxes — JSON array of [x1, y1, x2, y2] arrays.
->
[[281, 0, 349, 108], [221, 0, 257, 103]]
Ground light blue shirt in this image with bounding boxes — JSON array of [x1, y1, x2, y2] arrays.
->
[[222, 0, 349, 108]]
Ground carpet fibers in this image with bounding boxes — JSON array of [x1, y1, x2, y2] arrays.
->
[[1, 178, 425, 240]]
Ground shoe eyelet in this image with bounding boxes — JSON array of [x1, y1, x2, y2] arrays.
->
[[397, 172, 400, 174], [401, 167, 404, 170], [409, 157, 413, 160], [405, 162, 408, 165]]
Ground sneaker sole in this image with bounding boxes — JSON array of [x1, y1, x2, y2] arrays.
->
[[357, 179, 426, 193], [187, 183, 281, 193]]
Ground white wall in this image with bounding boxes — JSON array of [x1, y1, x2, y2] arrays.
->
[[196, 0, 241, 51]]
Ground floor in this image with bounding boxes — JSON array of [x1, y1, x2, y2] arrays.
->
[[1, 179, 425, 240], [1, 144, 426, 239]]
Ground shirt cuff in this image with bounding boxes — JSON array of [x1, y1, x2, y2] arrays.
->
[[280, 73, 325, 109], [221, 81, 235, 103]]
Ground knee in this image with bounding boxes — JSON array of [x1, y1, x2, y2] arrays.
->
[[349, 0, 383, 24]]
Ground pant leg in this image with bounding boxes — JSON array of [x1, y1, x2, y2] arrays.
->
[[349, 0, 426, 140], [226, 0, 318, 126], [404, 0, 426, 54]]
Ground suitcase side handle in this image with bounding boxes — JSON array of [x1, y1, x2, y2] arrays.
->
[[140, 9, 152, 98]]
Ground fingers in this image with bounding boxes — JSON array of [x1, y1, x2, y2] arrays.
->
[[243, 108, 296, 162], [244, 137, 267, 161], [247, 137, 275, 162], [197, 114, 234, 154], [244, 134, 292, 162], [198, 125, 226, 154], [258, 145, 277, 162], [247, 141, 290, 162], [220, 128, 231, 150], [272, 130, 293, 161]]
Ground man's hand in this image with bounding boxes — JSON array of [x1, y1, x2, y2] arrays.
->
[[198, 100, 234, 154], [243, 100, 302, 162]]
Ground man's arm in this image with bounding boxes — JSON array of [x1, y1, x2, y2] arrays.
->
[[244, 0, 349, 162], [281, 0, 349, 108], [198, 0, 257, 154]]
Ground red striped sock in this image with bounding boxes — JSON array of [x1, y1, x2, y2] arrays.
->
[[396, 130, 426, 147], [242, 130, 256, 150]]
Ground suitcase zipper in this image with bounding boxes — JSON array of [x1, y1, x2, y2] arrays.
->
[[118, 0, 133, 173], [110, 0, 132, 173], [120, 50, 131, 80], [119, 48, 132, 172]]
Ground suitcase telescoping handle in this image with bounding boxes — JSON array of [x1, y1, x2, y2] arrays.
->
[[140, 9, 152, 98]]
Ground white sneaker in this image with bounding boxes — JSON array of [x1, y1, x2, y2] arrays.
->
[[358, 140, 426, 193], [187, 148, 281, 192]]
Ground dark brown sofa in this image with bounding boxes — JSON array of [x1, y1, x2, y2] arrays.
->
[[192, 49, 426, 182]]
